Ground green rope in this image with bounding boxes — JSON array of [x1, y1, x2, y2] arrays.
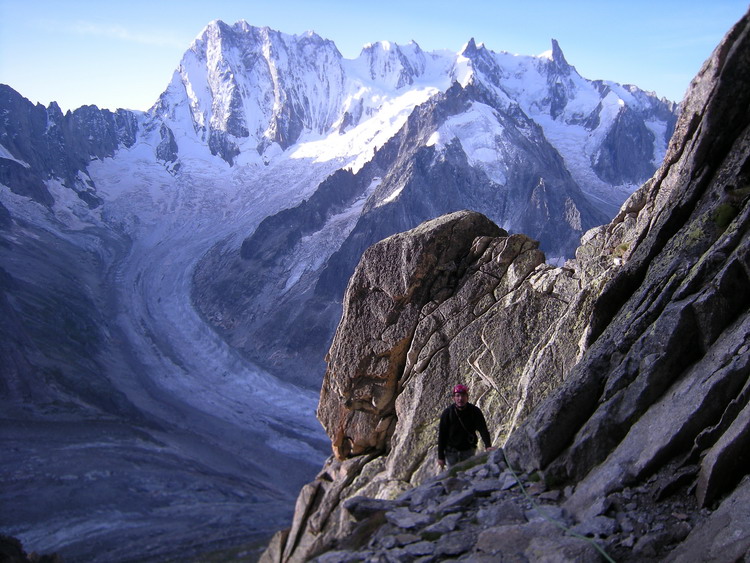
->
[[501, 449, 617, 563]]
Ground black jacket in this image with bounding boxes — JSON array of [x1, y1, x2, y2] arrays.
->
[[437, 403, 491, 460]]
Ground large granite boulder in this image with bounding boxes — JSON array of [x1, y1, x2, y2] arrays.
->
[[266, 204, 625, 561], [318, 210, 504, 460]]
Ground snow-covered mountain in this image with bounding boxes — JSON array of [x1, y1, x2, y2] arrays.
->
[[0, 19, 677, 560], [177, 21, 677, 387]]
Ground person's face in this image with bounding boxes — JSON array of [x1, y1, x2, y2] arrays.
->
[[453, 391, 468, 408]]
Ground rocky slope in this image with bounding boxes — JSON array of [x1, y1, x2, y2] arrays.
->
[[262, 8, 750, 562]]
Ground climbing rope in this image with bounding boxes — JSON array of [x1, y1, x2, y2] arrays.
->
[[501, 448, 617, 563]]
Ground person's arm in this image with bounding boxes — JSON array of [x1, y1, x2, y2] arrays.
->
[[474, 406, 493, 449]]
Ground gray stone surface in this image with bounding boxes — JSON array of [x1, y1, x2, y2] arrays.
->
[[665, 477, 750, 562]]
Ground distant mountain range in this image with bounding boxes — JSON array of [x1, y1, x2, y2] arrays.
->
[[0, 20, 679, 388]]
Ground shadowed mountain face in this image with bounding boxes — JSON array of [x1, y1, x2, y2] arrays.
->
[[262, 9, 750, 562], [1, 19, 676, 561]]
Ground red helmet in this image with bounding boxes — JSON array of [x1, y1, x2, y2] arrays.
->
[[453, 384, 469, 395]]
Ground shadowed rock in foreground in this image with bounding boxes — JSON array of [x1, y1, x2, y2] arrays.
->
[[262, 8, 750, 562]]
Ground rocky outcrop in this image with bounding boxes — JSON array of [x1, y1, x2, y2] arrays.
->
[[261, 198, 626, 561], [319, 211, 505, 460], [262, 211, 622, 562], [263, 8, 750, 562]]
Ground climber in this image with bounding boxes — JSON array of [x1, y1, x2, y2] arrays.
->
[[437, 384, 495, 469]]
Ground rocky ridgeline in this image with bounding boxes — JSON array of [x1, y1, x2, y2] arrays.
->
[[263, 10, 750, 562], [0, 85, 139, 208], [304, 449, 700, 562], [0, 534, 62, 562]]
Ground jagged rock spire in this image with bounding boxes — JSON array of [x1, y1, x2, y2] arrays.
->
[[550, 38, 570, 68]]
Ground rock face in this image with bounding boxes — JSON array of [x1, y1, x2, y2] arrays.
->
[[319, 211, 505, 460], [263, 8, 750, 562]]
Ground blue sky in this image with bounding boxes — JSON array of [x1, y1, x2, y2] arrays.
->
[[0, 0, 747, 112]]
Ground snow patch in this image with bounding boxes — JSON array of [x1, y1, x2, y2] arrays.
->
[[434, 102, 508, 185]]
